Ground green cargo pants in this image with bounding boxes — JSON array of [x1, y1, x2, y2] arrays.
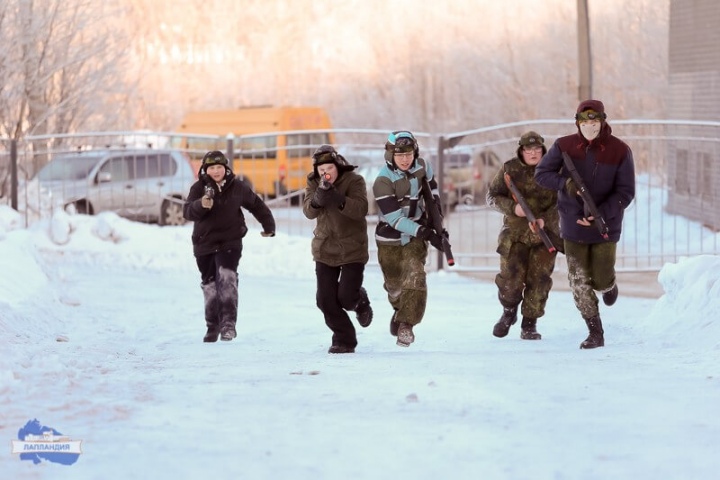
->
[[564, 240, 617, 320], [377, 238, 428, 326]]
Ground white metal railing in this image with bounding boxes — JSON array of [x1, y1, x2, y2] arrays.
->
[[3, 121, 719, 273]]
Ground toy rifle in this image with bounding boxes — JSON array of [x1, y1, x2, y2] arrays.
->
[[320, 172, 332, 189], [420, 176, 455, 266], [503, 173, 556, 253], [203, 184, 215, 199], [561, 151, 609, 239]]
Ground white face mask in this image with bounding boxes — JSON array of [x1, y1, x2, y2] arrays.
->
[[579, 120, 601, 141]]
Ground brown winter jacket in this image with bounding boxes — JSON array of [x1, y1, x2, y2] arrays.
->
[[302, 169, 369, 267]]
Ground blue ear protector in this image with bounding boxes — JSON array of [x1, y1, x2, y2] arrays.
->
[[387, 131, 416, 145]]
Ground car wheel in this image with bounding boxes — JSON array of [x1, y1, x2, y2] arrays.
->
[[67, 200, 91, 215], [160, 198, 186, 226]]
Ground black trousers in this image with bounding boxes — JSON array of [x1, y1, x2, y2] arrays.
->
[[315, 261, 365, 348], [196, 248, 242, 328]]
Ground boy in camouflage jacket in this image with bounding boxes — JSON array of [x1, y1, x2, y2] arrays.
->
[[486, 132, 562, 340]]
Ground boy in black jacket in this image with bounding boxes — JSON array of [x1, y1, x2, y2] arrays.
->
[[183, 150, 275, 342]]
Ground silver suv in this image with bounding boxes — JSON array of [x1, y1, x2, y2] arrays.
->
[[35, 149, 195, 226]]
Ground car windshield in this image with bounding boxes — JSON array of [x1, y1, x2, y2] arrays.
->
[[36, 155, 102, 181]]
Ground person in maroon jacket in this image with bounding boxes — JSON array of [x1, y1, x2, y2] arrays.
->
[[535, 100, 635, 349], [183, 151, 275, 343]]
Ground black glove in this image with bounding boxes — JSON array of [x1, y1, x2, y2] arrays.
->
[[312, 181, 345, 208], [416, 226, 445, 251]]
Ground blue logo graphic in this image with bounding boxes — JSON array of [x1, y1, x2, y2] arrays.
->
[[12, 419, 82, 465]]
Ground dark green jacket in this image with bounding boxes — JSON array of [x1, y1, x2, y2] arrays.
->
[[302, 170, 369, 267], [486, 157, 562, 248]]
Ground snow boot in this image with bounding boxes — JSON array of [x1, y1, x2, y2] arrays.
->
[[203, 325, 220, 343], [390, 311, 399, 336], [520, 317, 541, 340], [602, 284, 619, 306], [220, 324, 237, 341], [355, 287, 373, 328], [328, 344, 355, 354], [201, 281, 220, 343], [579, 316, 604, 349], [397, 322, 415, 347], [492, 306, 518, 338]]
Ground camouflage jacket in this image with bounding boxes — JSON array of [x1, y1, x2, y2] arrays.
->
[[486, 157, 562, 248]]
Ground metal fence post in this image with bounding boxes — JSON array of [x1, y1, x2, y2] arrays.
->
[[225, 134, 234, 162], [10, 139, 18, 211]]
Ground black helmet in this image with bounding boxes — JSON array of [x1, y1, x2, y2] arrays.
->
[[202, 150, 229, 167], [384, 131, 419, 168], [199, 150, 231, 177]]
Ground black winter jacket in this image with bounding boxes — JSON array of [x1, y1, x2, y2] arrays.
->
[[183, 172, 275, 256]]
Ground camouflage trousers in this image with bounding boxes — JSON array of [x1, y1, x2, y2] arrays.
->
[[495, 240, 557, 319], [377, 239, 428, 326], [564, 240, 617, 320]]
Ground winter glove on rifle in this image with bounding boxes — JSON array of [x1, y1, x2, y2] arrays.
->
[[416, 226, 446, 252], [565, 178, 579, 197], [201, 184, 215, 209], [311, 175, 345, 208]]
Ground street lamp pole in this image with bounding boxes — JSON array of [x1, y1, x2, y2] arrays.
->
[[577, 0, 593, 100]]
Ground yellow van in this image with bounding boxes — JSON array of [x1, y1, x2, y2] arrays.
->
[[175, 106, 334, 197]]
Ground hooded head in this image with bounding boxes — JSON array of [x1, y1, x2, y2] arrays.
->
[[516, 131, 546, 159], [575, 99, 607, 141], [384, 131, 419, 170], [199, 150, 231, 178]]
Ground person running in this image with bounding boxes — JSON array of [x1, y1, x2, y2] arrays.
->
[[535, 100, 635, 349], [303, 145, 373, 354], [372, 131, 448, 347], [183, 150, 276, 342], [486, 131, 562, 340]]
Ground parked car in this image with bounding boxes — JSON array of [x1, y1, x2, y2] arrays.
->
[[356, 163, 458, 217], [35, 149, 195, 226], [429, 149, 503, 205]]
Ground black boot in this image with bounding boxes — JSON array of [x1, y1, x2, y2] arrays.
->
[[203, 324, 220, 343], [201, 281, 220, 343], [492, 307, 517, 338], [520, 317, 541, 340], [580, 316, 604, 349], [355, 287, 373, 328], [390, 311, 399, 336], [602, 284, 618, 306]]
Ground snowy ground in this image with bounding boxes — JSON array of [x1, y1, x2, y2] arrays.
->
[[1, 206, 719, 479]]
